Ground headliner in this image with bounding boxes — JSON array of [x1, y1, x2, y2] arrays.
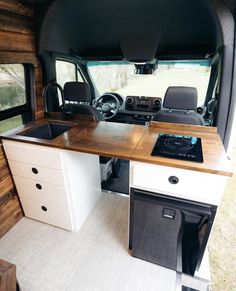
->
[[29, 0, 234, 60]]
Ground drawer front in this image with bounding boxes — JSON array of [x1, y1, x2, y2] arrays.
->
[[8, 160, 68, 186], [14, 175, 71, 210], [20, 198, 74, 231], [130, 162, 227, 205], [3, 140, 64, 170]]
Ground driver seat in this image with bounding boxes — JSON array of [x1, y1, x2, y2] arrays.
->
[[64, 81, 103, 121]]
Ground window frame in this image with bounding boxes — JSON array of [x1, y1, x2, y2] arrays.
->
[[0, 63, 33, 123]]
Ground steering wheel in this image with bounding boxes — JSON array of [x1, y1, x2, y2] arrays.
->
[[94, 93, 120, 120]]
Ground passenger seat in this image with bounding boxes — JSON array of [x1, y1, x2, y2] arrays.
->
[[152, 86, 205, 125]]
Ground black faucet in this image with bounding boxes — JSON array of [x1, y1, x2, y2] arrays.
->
[[42, 81, 71, 120]]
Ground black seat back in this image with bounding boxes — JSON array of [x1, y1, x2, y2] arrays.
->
[[152, 86, 205, 125], [64, 82, 103, 121]]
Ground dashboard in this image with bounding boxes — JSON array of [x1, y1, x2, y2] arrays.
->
[[94, 92, 206, 125], [113, 94, 162, 124]]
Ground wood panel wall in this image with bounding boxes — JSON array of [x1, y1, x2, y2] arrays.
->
[[0, 0, 43, 237], [0, 144, 23, 238], [0, 0, 43, 119]]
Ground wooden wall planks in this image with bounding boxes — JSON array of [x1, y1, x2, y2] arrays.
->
[[0, 1, 42, 237], [0, 144, 23, 238], [0, 51, 38, 66], [0, 11, 33, 34], [0, 0, 33, 17], [0, 0, 43, 120], [35, 78, 44, 119], [0, 195, 23, 238], [0, 31, 35, 52], [0, 145, 14, 196]]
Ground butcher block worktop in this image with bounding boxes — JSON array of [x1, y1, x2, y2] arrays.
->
[[0, 114, 233, 177], [132, 121, 233, 176]]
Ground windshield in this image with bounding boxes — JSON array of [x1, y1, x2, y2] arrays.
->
[[87, 61, 211, 106]]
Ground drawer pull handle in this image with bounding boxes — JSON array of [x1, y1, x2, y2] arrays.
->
[[36, 183, 42, 190], [41, 206, 47, 212], [168, 176, 179, 185], [32, 167, 38, 174]]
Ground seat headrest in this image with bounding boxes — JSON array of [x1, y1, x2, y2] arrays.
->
[[163, 86, 198, 110], [64, 82, 91, 102]]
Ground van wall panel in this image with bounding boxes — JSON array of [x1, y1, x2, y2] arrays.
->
[[0, 31, 35, 52], [0, 145, 23, 238], [0, 51, 38, 66], [0, 1, 43, 237], [0, 11, 33, 34], [0, 196, 23, 238], [0, 0, 33, 17]]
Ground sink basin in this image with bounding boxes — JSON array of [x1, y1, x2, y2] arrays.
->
[[21, 122, 73, 140]]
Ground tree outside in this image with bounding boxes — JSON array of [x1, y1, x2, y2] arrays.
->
[[0, 64, 26, 132]]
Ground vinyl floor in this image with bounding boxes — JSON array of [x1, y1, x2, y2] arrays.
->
[[0, 192, 176, 291]]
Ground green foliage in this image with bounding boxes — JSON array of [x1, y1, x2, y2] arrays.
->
[[0, 65, 25, 132], [0, 85, 25, 110], [0, 115, 22, 133], [0, 64, 26, 110]]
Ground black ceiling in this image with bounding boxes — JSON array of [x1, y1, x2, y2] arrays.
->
[[29, 0, 234, 60]]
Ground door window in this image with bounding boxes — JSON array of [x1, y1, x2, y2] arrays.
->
[[56, 60, 84, 88], [56, 60, 84, 105]]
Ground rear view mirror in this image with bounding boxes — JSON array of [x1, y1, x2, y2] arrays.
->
[[134, 63, 158, 74]]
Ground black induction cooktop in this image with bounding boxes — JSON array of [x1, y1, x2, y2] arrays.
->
[[151, 133, 204, 163]]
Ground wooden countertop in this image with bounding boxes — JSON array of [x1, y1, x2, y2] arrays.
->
[[131, 121, 232, 176], [0, 115, 233, 177], [64, 121, 146, 160]]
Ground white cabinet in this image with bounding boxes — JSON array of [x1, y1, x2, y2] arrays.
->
[[130, 161, 227, 206], [3, 140, 101, 231]]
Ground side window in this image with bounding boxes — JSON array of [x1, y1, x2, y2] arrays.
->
[[0, 64, 29, 133], [56, 60, 84, 88]]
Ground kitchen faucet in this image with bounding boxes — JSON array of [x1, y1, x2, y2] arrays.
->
[[42, 81, 70, 119]]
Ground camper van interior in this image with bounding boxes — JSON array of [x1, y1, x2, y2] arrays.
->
[[0, 0, 235, 290]]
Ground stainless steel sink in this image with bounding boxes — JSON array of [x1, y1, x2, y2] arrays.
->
[[20, 121, 73, 140]]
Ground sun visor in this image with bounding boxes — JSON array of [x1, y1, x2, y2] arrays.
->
[[119, 34, 160, 63]]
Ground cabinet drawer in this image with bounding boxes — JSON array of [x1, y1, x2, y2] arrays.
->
[[130, 162, 227, 205], [3, 140, 64, 170], [20, 198, 74, 231], [8, 160, 68, 186], [14, 176, 71, 210]]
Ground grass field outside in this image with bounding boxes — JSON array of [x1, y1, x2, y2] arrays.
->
[[0, 115, 22, 133]]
